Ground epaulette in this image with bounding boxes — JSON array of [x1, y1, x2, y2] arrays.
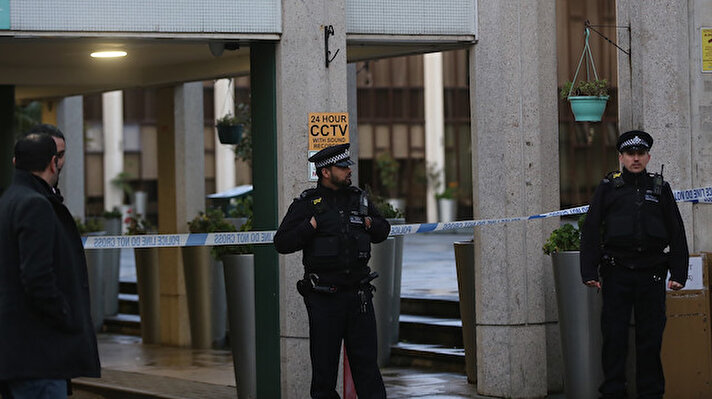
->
[[348, 186, 364, 195], [296, 188, 318, 201], [604, 171, 625, 188]]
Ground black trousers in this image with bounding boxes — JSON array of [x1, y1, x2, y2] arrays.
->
[[304, 288, 386, 399], [600, 265, 667, 399]]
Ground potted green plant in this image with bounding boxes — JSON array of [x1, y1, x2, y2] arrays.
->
[[219, 216, 256, 399], [123, 211, 161, 344], [232, 102, 252, 166], [562, 27, 610, 122], [560, 79, 610, 122], [375, 152, 404, 215], [183, 208, 234, 348], [543, 214, 603, 399], [101, 208, 123, 317], [216, 113, 243, 145]]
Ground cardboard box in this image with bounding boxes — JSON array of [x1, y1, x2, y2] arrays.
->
[[662, 253, 712, 398]]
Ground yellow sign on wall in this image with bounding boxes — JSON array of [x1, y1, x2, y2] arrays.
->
[[308, 112, 349, 151], [703, 28, 712, 73], [308, 112, 350, 180]]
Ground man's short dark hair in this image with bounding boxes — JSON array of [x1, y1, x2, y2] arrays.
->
[[26, 123, 65, 141], [14, 133, 57, 172]]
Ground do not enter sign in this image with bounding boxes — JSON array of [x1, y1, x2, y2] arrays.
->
[[308, 112, 349, 151]]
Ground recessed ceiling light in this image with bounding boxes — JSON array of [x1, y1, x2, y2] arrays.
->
[[90, 51, 127, 58]]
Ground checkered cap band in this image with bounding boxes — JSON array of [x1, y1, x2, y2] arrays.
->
[[314, 149, 350, 168], [619, 135, 650, 150]]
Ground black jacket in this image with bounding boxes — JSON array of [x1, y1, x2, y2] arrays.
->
[[274, 184, 390, 286], [0, 170, 100, 380], [580, 168, 689, 284]]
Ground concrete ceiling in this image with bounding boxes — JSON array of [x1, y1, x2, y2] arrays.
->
[[0, 34, 474, 101], [0, 36, 253, 100]]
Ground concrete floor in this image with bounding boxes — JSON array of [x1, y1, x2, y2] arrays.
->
[[95, 231, 567, 398]]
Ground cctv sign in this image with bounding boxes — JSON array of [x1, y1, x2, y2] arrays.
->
[[308, 112, 349, 180]]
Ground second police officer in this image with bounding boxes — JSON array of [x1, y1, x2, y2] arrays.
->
[[580, 130, 689, 399], [274, 143, 390, 399]]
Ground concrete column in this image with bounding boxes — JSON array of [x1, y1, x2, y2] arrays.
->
[[102, 90, 124, 210], [0, 86, 13, 192], [347, 63, 360, 186], [155, 83, 205, 346], [470, 1, 559, 397], [690, 0, 712, 252], [56, 96, 84, 220], [214, 78, 236, 193], [617, 0, 695, 247], [276, 1, 348, 396], [424, 52, 446, 223]]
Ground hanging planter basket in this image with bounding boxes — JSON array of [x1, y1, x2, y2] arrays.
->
[[217, 124, 243, 145], [568, 95, 609, 122], [562, 27, 610, 123]]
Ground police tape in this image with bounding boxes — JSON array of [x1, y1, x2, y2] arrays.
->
[[81, 185, 712, 249]]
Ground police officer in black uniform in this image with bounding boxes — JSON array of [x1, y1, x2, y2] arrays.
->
[[580, 130, 689, 399], [274, 143, 390, 399]]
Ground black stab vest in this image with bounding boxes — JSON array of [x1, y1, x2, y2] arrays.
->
[[603, 171, 669, 253], [302, 187, 372, 274]]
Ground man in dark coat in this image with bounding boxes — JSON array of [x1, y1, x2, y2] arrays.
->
[[0, 133, 100, 398], [274, 143, 390, 398]]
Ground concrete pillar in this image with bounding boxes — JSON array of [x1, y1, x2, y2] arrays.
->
[[424, 52, 446, 223], [470, 1, 559, 397], [102, 90, 124, 210], [0, 86, 13, 192], [56, 96, 84, 220], [276, 1, 348, 396], [690, 0, 712, 252], [347, 63, 360, 186], [618, 0, 704, 251], [214, 78, 236, 193], [155, 83, 205, 346]]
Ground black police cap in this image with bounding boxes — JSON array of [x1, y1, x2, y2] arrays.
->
[[617, 130, 653, 153], [308, 143, 354, 168]]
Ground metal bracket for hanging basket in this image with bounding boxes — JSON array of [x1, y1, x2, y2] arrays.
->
[[566, 27, 610, 122]]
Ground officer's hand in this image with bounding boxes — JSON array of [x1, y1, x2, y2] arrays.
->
[[364, 216, 372, 230], [668, 280, 684, 290], [584, 280, 601, 289], [310, 216, 317, 229]]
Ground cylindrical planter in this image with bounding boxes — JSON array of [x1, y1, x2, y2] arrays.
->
[[134, 247, 161, 344], [437, 198, 457, 222], [181, 246, 228, 349], [102, 217, 122, 316], [85, 252, 105, 331], [454, 240, 476, 383], [84, 231, 106, 332], [222, 253, 256, 399], [551, 251, 603, 399], [386, 218, 405, 345], [370, 237, 396, 367]]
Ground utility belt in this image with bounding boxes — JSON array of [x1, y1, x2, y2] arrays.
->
[[297, 271, 379, 313], [601, 253, 668, 278]]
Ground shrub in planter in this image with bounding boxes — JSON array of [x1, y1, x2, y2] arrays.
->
[[542, 215, 585, 255]]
